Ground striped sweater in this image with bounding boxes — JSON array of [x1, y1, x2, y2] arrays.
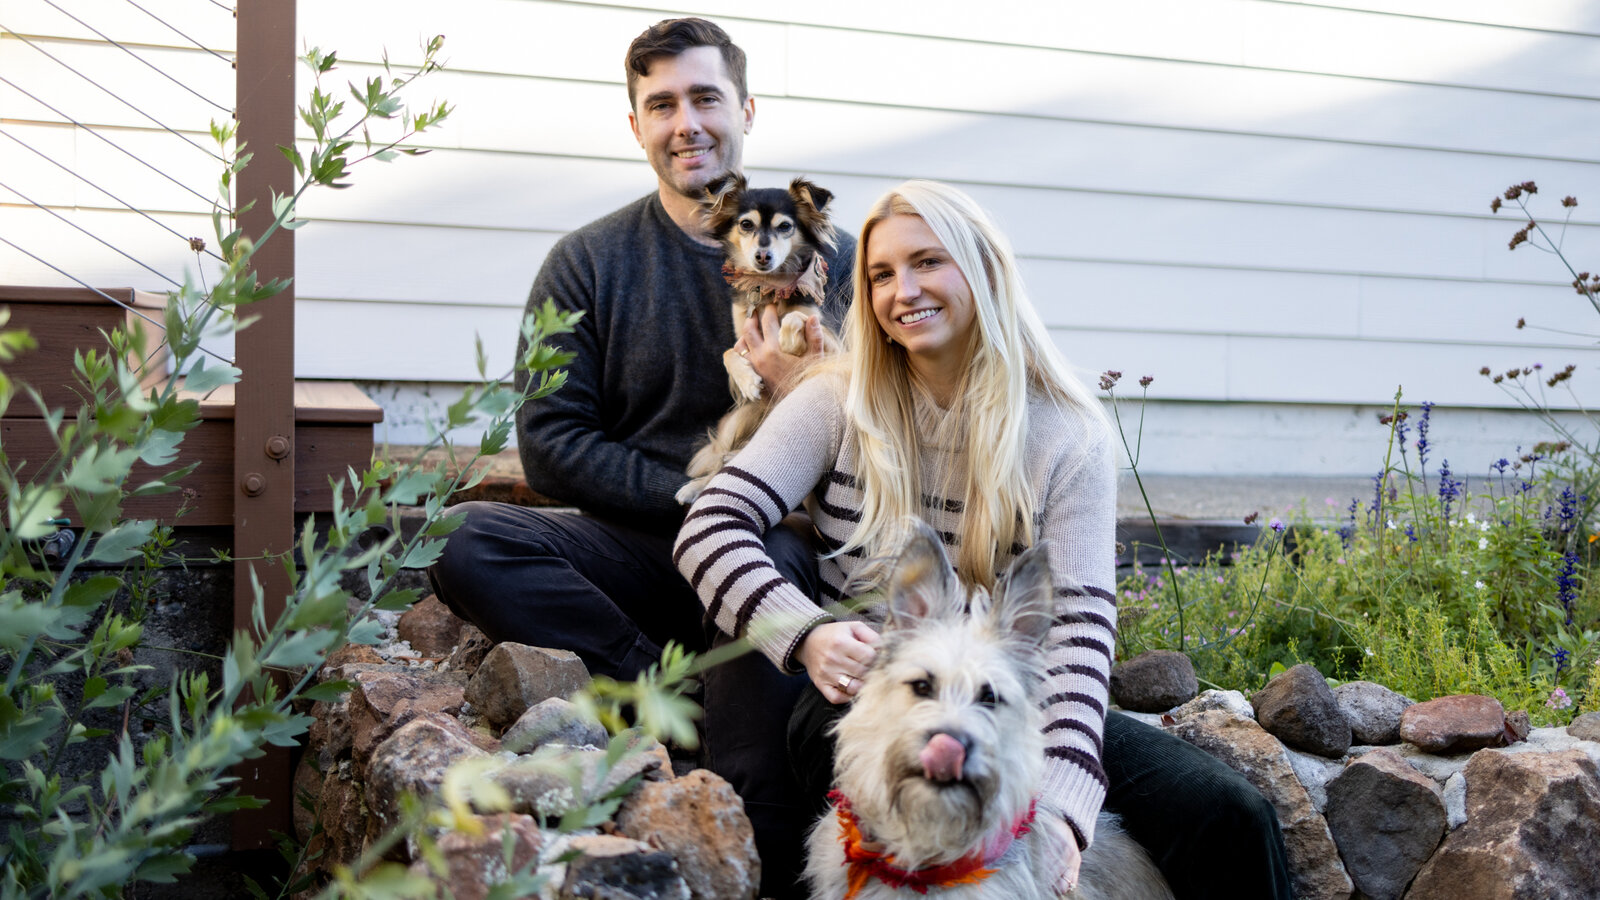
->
[[672, 374, 1119, 847]]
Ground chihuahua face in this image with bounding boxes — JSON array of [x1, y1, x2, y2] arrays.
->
[[702, 175, 836, 274]]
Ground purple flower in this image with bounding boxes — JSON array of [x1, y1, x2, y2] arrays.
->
[[1269, 517, 1285, 533], [1556, 549, 1579, 626]]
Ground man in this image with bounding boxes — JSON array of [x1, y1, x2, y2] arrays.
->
[[428, 17, 854, 898]]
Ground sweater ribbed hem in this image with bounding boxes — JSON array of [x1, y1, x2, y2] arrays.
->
[[745, 583, 832, 670], [1039, 760, 1106, 850]]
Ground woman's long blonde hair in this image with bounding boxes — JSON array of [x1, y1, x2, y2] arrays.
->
[[833, 180, 1106, 588]]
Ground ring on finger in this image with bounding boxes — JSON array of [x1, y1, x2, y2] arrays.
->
[[836, 673, 853, 691], [738, 347, 749, 357]]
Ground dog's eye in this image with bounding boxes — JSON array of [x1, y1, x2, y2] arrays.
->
[[776, 221, 794, 234], [908, 678, 934, 698], [738, 220, 756, 233], [977, 685, 1000, 708]]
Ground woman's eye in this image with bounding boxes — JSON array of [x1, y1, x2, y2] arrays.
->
[[870, 271, 892, 285], [909, 678, 933, 698]]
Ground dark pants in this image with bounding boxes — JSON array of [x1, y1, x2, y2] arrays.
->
[[427, 501, 818, 899], [788, 696, 1292, 900]]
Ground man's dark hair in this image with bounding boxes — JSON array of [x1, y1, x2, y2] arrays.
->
[[625, 17, 748, 109]]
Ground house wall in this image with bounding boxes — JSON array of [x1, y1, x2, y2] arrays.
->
[[5, 1, 1600, 474]]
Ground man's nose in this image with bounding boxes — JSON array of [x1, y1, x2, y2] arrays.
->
[[674, 106, 702, 137]]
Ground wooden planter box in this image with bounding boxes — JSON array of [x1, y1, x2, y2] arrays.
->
[[1, 285, 382, 526]]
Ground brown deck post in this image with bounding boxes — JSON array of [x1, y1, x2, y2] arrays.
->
[[232, 0, 297, 849]]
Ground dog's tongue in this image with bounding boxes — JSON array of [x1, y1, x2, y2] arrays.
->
[[920, 733, 966, 782]]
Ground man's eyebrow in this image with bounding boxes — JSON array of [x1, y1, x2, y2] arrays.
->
[[688, 84, 727, 97], [640, 90, 677, 106]]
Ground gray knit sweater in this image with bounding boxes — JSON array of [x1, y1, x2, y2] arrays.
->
[[672, 374, 1119, 847], [515, 192, 855, 534]]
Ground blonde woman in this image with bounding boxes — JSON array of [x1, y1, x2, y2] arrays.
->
[[675, 181, 1289, 898]]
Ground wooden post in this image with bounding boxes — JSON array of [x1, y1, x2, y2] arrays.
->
[[232, 0, 297, 849]]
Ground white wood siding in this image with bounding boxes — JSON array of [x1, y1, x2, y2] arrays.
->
[[5, 1, 1600, 473]]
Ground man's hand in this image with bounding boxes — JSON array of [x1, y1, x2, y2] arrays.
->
[[796, 620, 880, 704], [735, 306, 826, 399]]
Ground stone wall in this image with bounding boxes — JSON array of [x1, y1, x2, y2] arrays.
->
[[297, 600, 1600, 899]]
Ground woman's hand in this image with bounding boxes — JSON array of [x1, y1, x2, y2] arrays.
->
[[1037, 809, 1083, 894], [735, 307, 825, 400], [796, 620, 880, 704]]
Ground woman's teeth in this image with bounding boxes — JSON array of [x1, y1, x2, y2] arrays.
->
[[899, 309, 937, 324]]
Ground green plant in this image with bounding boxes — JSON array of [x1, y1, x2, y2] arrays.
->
[[0, 36, 608, 898]]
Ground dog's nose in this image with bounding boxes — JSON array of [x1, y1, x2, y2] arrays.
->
[[754, 249, 773, 268]]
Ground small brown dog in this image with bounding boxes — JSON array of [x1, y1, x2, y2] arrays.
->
[[676, 175, 840, 504]]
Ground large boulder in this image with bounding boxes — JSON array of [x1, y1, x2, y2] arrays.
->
[[1406, 748, 1600, 899], [405, 813, 543, 900], [1399, 694, 1507, 754], [348, 667, 469, 774], [501, 696, 608, 753], [1167, 709, 1353, 900], [1331, 680, 1411, 746], [365, 713, 490, 840], [615, 769, 760, 900], [1109, 650, 1198, 712], [396, 593, 467, 657], [560, 834, 690, 900], [488, 737, 668, 820], [1570, 711, 1600, 743], [1323, 747, 1445, 900], [465, 643, 590, 730], [1251, 663, 1351, 758]]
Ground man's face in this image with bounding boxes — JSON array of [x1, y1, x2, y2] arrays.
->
[[628, 45, 754, 203]]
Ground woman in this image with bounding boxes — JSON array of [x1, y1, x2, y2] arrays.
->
[[675, 181, 1290, 899]]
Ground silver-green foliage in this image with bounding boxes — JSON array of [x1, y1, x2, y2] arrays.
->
[[0, 37, 584, 898]]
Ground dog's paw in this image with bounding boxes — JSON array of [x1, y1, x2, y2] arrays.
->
[[732, 366, 764, 402], [778, 311, 811, 356], [675, 479, 705, 505]]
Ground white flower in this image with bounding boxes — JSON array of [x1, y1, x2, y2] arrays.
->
[[1387, 519, 1397, 530], [1480, 521, 1490, 532], [1475, 580, 1486, 590], [1364, 647, 1375, 657], [1479, 537, 1489, 551], [1467, 513, 1476, 525]]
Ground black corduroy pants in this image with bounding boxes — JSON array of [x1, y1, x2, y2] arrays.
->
[[427, 501, 821, 900]]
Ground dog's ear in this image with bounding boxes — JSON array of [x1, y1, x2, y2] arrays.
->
[[990, 541, 1056, 647], [789, 178, 838, 252], [885, 519, 963, 630], [700, 173, 746, 229]]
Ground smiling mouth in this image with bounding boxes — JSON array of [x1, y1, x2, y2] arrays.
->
[[674, 148, 710, 159], [899, 309, 938, 325]]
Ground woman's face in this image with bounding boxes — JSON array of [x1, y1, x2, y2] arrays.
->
[[865, 214, 977, 380]]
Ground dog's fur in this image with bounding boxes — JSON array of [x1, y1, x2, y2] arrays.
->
[[806, 522, 1172, 900], [674, 175, 840, 505]]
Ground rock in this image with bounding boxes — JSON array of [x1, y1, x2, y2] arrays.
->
[[1399, 695, 1506, 754], [1323, 747, 1445, 900], [324, 642, 386, 669], [489, 739, 667, 819], [615, 769, 760, 899], [348, 667, 468, 774], [1442, 772, 1467, 829], [365, 714, 490, 839], [1251, 663, 1351, 758], [321, 759, 369, 869], [1109, 650, 1198, 712], [405, 813, 542, 900], [444, 624, 494, 677], [560, 834, 690, 900], [1570, 711, 1600, 743], [1331, 680, 1411, 745], [1407, 748, 1600, 900], [1498, 725, 1600, 770], [502, 697, 608, 753], [1283, 746, 1345, 813], [396, 594, 466, 658], [1504, 709, 1531, 744], [465, 643, 591, 730], [1171, 688, 1255, 722], [1167, 709, 1353, 900]]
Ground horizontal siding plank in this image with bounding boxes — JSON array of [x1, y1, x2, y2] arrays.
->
[[296, 222, 558, 306], [0, 122, 221, 215], [4, 0, 236, 51], [295, 155, 1600, 286], [288, 72, 1600, 221], [0, 38, 233, 131]]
